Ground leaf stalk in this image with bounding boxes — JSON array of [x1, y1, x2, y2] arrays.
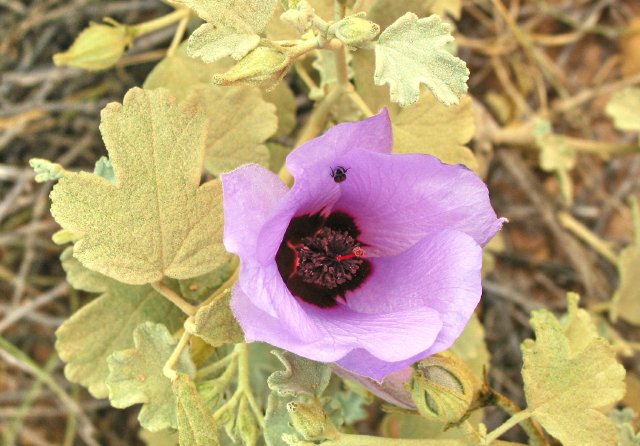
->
[[129, 8, 191, 39], [151, 281, 197, 316]]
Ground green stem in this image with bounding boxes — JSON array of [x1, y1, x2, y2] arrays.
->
[[151, 281, 197, 316], [237, 343, 265, 427], [491, 390, 548, 446], [211, 344, 265, 427], [288, 37, 324, 59], [325, 38, 350, 87], [557, 211, 618, 265], [200, 256, 240, 307], [348, 90, 374, 117], [195, 351, 238, 380], [484, 408, 534, 444], [163, 329, 192, 380], [166, 15, 189, 57], [564, 137, 640, 156], [129, 8, 190, 38]]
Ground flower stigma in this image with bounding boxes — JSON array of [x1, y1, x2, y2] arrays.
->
[[275, 211, 371, 308]]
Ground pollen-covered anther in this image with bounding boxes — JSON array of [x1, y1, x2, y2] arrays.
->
[[296, 227, 364, 289]]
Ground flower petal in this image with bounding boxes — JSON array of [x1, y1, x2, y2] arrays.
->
[[348, 229, 483, 354], [232, 278, 443, 370], [347, 229, 482, 313], [333, 364, 415, 408], [334, 230, 483, 380], [286, 109, 392, 178], [336, 349, 427, 382], [333, 149, 505, 256], [255, 175, 341, 264], [221, 164, 288, 258]]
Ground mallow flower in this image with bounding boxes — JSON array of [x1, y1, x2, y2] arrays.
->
[[222, 109, 504, 381]]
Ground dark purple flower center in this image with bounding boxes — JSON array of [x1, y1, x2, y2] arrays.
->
[[276, 211, 371, 308]]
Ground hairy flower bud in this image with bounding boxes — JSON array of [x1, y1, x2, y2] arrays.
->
[[212, 47, 291, 90], [53, 21, 131, 71], [330, 15, 380, 48], [280, 0, 314, 33], [287, 401, 329, 439], [411, 352, 479, 423]]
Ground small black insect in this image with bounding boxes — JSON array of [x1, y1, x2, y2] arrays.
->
[[330, 166, 350, 183]]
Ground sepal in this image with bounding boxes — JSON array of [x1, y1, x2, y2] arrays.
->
[[410, 352, 479, 423]]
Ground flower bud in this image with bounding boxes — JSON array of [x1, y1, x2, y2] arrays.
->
[[280, 1, 314, 34], [287, 401, 329, 439], [410, 352, 479, 423], [330, 15, 380, 48], [53, 21, 131, 71], [212, 47, 291, 90]]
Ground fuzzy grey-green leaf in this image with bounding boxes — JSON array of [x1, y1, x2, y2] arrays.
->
[[144, 49, 277, 176], [190, 289, 244, 347], [106, 322, 195, 431], [56, 251, 184, 398], [521, 298, 626, 446], [173, 373, 220, 446], [374, 13, 469, 107], [268, 351, 331, 397], [179, 0, 276, 33], [188, 23, 260, 63], [50, 88, 227, 285]]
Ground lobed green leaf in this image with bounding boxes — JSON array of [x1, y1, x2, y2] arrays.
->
[[393, 93, 477, 170], [268, 350, 332, 398], [374, 13, 469, 107], [189, 289, 245, 347], [50, 88, 227, 285], [180, 0, 277, 64], [56, 248, 184, 398], [106, 322, 195, 431], [521, 295, 626, 446], [144, 48, 277, 175]]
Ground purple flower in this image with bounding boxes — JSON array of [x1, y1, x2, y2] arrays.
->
[[222, 110, 504, 381]]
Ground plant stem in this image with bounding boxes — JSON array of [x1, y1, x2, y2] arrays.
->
[[484, 408, 534, 444], [129, 8, 190, 38], [212, 343, 265, 427], [151, 281, 197, 316], [163, 329, 192, 380], [557, 211, 618, 265], [195, 351, 238, 379], [491, 390, 548, 446], [326, 38, 350, 88], [200, 256, 240, 307], [167, 15, 189, 57], [564, 137, 640, 156], [348, 90, 374, 117]]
